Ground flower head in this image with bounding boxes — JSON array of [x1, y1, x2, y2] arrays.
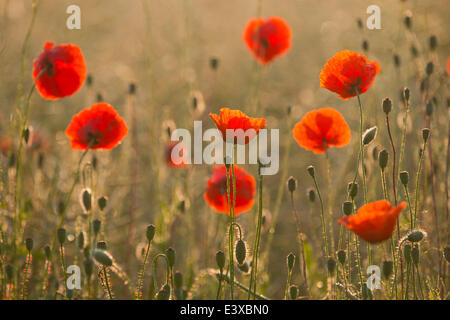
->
[[65, 103, 128, 150], [33, 42, 87, 100], [338, 200, 407, 243], [204, 165, 256, 216], [243, 16, 291, 64], [292, 108, 351, 154], [209, 108, 266, 144], [320, 50, 380, 99]]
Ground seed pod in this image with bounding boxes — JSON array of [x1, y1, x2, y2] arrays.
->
[[287, 252, 295, 271], [425, 103, 433, 116], [96, 241, 107, 250], [337, 250, 346, 264], [327, 258, 336, 274], [166, 247, 176, 267], [81, 189, 92, 212], [378, 149, 389, 170], [146, 224, 156, 242], [44, 245, 52, 260], [407, 230, 425, 243], [5, 264, 14, 282], [382, 98, 392, 114], [98, 196, 107, 211], [342, 201, 353, 216], [287, 176, 297, 193], [307, 188, 315, 202], [235, 239, 246, 265], [157, 284, 171, 300], [400, 171, 409, 186], [77, 231, 85, 249], [93, 219, 101, 236], [411, 245, 419, 265], [174, 271, 183, 289], [93, 249, 113, 267], [57, 228, 66, 245], [84, 258, 94, 277], [422, 128, 430, 142], [25, 238, 33, 252], [382, 260, 393, 279], [348, 182, 358, 199], [444, 246, 450, 263], [429, 35, 437, 51], [425, 62, 434, 76], [216, 250, 225, 270], [363, 126, 377, 145], [403, 244, 412, 263], [289, 285, 299, 300], [307, 165, 315, 178], [237, 261, 249, 273]]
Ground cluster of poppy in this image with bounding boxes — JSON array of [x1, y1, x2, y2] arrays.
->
[[31, 16, 406, 245]]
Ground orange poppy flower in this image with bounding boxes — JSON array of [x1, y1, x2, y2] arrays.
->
[[320, 50, 380, 100], [165, 141, 188, 168], [209, 108, 266, 144], [338, 200, 407, 243], [33, 42, 87, 100], [204, 165, 256, 216], [243, 16, 291, 64], [65, 103, 128, 150], [292, 108, 351, 154]]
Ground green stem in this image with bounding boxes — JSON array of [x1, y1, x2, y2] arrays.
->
[[136, 239, 152, 299], [103, 267, 113, 299], [249, 166, 263, 299], [356, 91, 367, 204], [413, 139, 428, 228]]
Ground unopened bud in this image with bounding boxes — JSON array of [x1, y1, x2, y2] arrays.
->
[[422, 128, 430, 142], [362, 40, 369, 52], [287, 252, 295, 271], [96, 241, 107, 250], [129, 82, 136, 95], [287, 176, 297, 193], [429, 35, 437, 51], [93, 219, 101, 236], [157, 284, 171, 300], [382, 98, 392, 114], [404, 12, 412, 29], [403, 244, 412, 263], [146, 224, 156, 242], [407, 230, 425, 243], [77, 232, 85, 249], [307, 188, 315, 202], [337, 250, 346, 264], [289, 285, 298, 300], [209, 57, 219, 70], [378, 149, 389, 170], [411, 245, 419, 265], [425, 62, 434, 76], [57, 228, 66, 245], [400, 171, 409, 186], [216, 250, 225, 270], [44, 245, 52, 260], [343, 201, 353, 216], [25, 238, 33, 252], [98, 196, 107, 210], [363, 126, 377, 145], [81, 189, 92, 212], [174, 271, 183, 289], [235, 239, 247, 265], [93, 249, 113, 267], [425, 103, 433, 116], [166, 247, 176, 267], [348, 182, 358, 199], [307, 165, 315, 177], [393, 54, 400, 67], [238, 261, 250, 273], [403, 87, 410, 102]]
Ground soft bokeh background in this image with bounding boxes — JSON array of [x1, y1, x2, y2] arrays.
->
[[0, 0, 448, 299]]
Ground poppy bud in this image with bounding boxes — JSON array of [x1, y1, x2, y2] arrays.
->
[[356, 18, 363, 29], [174, 271, 183, 289], [337, 250, 346, 264], [348, 182, 358, 199], [93, 249, 113, 267], [25, 238, 33, 252], [57, 228, 66, 245], [400, 171, 409, 186], [287, 176, 297, 193], [235, 240, 247, 266], [98, 196, 107, 211], [425, 103, 433, 116], [363, 126, 377, 145], [86, 74, 93, 87], [81, 188, 92, 212], [425, 62, 434, 76], [307, 188, 315, 202], [96, 241, 107, 250], [287, 105, 292, 116], [96, 92, 104, 102], [362, 40, 369, 52], [404, 12, 412, 29], [289, 285, 298, 300], [307, 165, 315, 178], [403, 87, 410, 102], [209, 57, 219, 70], [93, 219, 101, 236], [407, 230, 425, 243], [129, 82, 136, 95], [382, 260, 393, 279], [5, 264, 14, 282], [444, 246, 450, 263], [382, 98, 392, 115], [157, 284, 171, 300], [216, 250, 225, 270], [429, 35, 437, 51], [238, 261, 250, 273], [146, 224, 156, 242], [66, 289, 74, 299], [342, 201, 353, 216], [411, 245, 419, 265], [410, 45, 418, 57], [287, 252, 295, 271], [23, 127, 30, 144], [422, 128, 430, 142], [166, 247, 176, 267], [327, 258, 336, 274], [378, 149, 389, 170], [393, 54, 400, 67], [77, 231, 85, 249], [44, 245, 52, 260], [403, 244, 412, 263], [84, 258, 94, 277]]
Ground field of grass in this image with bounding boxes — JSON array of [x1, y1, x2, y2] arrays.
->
[[0, 0, 448, 300]]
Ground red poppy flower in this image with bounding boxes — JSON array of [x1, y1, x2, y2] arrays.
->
[[65, 103, 128, 150], [204, 165, 256, 216], [209, 108, 266, 144], [33, 42, 87, 100], [243, 16, 291, 64], [338, 200, 407, 243], [320, 50, 380, 100], [292, 108, 351, 154], [165, 141, 188, 168]]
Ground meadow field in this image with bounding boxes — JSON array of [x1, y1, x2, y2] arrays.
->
[[0, 0, 448, 300]]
